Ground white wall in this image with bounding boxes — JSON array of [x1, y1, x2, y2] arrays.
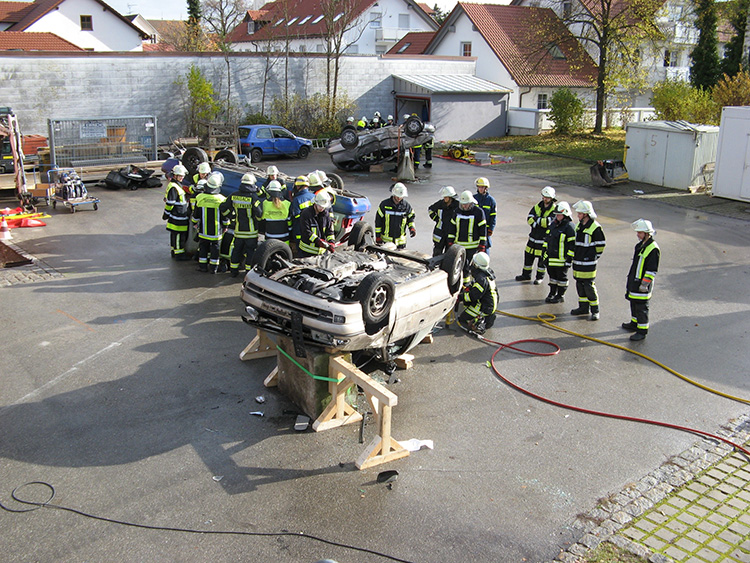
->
[[25, 0, 143, 51]]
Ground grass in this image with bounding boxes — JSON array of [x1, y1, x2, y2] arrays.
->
[[464, 129, 627, 163], [585, 542, 649, 562]]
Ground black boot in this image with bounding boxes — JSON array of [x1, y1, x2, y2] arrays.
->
[[550, 287, 566, 303], [570, 304, 589, 316], [515, 273, 531, 282], [630, 332, 646, 341], [196, 264, 208, 272], [545, 286, 556, 303], [621, 322, 638, 332]]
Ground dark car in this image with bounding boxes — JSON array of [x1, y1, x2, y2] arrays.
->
[[238, 125, 313, 163]]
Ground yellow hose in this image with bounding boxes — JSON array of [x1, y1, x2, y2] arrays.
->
[[498, 310, 750, 405]]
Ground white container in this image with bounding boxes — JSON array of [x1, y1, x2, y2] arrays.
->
[[625, 121, 720, 189], [712, 106, 750, 202]]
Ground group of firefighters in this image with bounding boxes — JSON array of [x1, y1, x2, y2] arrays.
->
[[163, 163, 339, 277], [374, 178, 660, 341]]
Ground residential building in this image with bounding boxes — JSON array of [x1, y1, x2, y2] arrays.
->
[[0, 29, 83, 50]]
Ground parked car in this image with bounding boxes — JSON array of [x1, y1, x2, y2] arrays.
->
[[240, 222, 465, 360], [327, 116, 435, 171], [238, 125, 313, 163]]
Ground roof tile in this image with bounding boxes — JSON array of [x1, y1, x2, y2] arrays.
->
[[0, 30, 83, 50]]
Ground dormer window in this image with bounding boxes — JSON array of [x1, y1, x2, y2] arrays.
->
[[397, 42, 411, 53], [547, 43, 565, 59], [312, 15, 324, 23], [298, 15, 312, 25]]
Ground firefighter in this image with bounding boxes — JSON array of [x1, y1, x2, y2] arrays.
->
[[385, 115, 395, 127], [260, 165, 280, 199], [428, 185, 458, 256], [375, 182, 416, 249], [369, 111, 383, 129], [622, 219, 660, 341], [474, 177, 496, 253], [458, 252, 498, 335], [163, 164, 191, 260], [448, 190, 487, 284], [423, 136, 434, 168], [222, 172, 262, 278], [290, 175, 315, 253], [191, 162, 211, 191], [570, 200, 606, 320], [516, 186, 557, 284], [192, 172, 228, 273], [356, 116, 368, 131], [260, 180, 292, 244], [542, 201, 576, 303], [298, 191, 335, 257]]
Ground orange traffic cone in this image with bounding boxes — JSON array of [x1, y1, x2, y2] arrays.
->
[[0, 217, 11, 241]]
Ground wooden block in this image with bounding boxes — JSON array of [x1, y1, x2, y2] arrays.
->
[[394, 353, 414, 370], [420, 333, 434, 344]]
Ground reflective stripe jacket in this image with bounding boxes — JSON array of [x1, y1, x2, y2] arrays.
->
[[544, 216, 575, 267], [474, 191, 497, 232], [627, 238, 660, 300], [448, 204, 486, 249], [428, 197, 458, 243], [192, 192, 228, 241], [375, 197, 415, 247], [260, 199, 292, 242], [526, 200, 556, 247], [291, 188, 315, 240], [572, 219, 605, 279], [164, 181, 189, 232], [463, 267, 498, 317], [298, 205, 335, 255], [222, 184, 261, 239]]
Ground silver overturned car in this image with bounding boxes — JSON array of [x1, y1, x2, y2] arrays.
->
[[240, 222, 465, 360], [327, 117, 435, 171]]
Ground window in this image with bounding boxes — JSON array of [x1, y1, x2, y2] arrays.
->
[[333, 12, 344, 22], [562, 0, 572, 18], [460, 42, 471, 57], [80, 15, 93, 31], [397, 42, 411, 54], [663, 49, 679, 67], [312, 15, 324, 24], [398, 14, 410, 29], [370, 12, 382, 28], [537, 94, 548, 109], [298, 16, 312, 25], [299, 45, 306, 52], [247, 21, 255, 34], [272, 128, 293, 139], [256, 128, 272, 139], [376, 46, 386, 55], [547, 43, 565, 60], [316, 43, 325, 52], [347, 44, 359, 54], [286, 17, 298, 26]]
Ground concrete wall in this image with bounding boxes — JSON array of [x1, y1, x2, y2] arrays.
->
[[431, 93, 507, 141], [0, 52, 475, 142]]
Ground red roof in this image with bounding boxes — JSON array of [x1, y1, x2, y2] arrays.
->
[[387, 31, 435, 55], [0, 2, 34, 23], [418, 3, 435, 16], [0, 30, 83, 50], [436, 3, 596, 88]]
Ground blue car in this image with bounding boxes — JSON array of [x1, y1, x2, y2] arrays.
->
[[238, 124, 313, 163]]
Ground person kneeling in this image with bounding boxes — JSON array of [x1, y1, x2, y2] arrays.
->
[[458, 252, 498, 334]]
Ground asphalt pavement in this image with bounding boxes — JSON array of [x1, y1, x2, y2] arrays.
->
[[1, 150, 749, 563]]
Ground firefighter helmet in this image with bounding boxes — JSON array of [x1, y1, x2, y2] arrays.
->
[[206, 172, 223, 193], [439, 185, 457, 199], [475, 177, 490, 189], [266, 180, 283, 196], [172, 164, 188, 177], [391, 182, 408, 198], [555, 201, 572, 217], [541, 186, 556, 199], [314, 190, 332, 208], [631, 218, 655, 234], [295, 175, 309, 187], [241, 173, 256, 185], [459, 190, 477, 205], [308, 172, 322, 188], [266, 165, 279, 176], [573, 200, 597, 218], [472, 251, 491, 270]]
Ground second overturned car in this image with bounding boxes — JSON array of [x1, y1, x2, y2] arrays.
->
[[241, 222, 465, 359]]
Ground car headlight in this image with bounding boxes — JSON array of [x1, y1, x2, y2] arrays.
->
[[244, 306, 259, 322]]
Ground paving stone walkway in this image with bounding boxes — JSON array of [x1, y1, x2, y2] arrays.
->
[[0, 240, 62, 286]]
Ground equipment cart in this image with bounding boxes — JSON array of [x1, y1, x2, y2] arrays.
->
[[49, 168, 100, 213]]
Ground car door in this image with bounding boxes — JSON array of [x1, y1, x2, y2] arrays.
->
[[271, 127, 298, 155], [254, 126, 275, 155]]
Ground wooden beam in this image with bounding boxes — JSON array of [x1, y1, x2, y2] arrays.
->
[[330, 356, 398, 407], [239, 330, 277, 361]]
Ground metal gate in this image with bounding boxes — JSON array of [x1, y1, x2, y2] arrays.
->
[[47, 116, 157, 168]]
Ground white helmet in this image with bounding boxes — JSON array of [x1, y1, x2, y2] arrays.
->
[[387, 115, 393, 121], [391, 182, 408, 198], [172, 164, 188, 177], [541, 186, 556, 199], [315, 170, 328, 183], [439, 185, 457, 198], [403, 114, 410, 121], [555, 201, 572, 217], [573, 200, 597, 218], [361, 115, 367, 121], [241, 173, 256, 185], [459, 190, 477, 205], [197, 162, 211, 175], [472, 251, 491, 270], [632, 218, 654, 234], [475, 177, 490, 189], [314, 190, 332, 208], [206, 172, 223, 193], [267, 180, 283, 195], [347, 116, 354, 123], [308, 172, 322, 188], [374, 111, 381, 117], [266, 165, 279, 176]]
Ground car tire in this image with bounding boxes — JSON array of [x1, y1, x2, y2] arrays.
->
[[348, 221, 374, 251], [441, 244, 466, 294], [340, 127, 359, 149], [326, 172, 344, 191], [404, 116, 424, 138], [214, 149, 238, 164], [357, 272, 395, 327], [297, 145, 310, 159], [182, 147, 209, 177], [250, 148, 262, 163], [252, 240, 293, 274]]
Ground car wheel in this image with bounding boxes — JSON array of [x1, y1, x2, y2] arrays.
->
[[348, 221, 374, 251], [214, 149, 238, 164], [182, 147, 209, 177], [252, 240, 293, 274], [441, 244, 466, 294], [297, 145, 310, 159], [340, 127, 359, 149], [404, 116, 424, 138], [357, 272, 395, 327], [250, 148, 262, 163], [326, 172, 344, 191]]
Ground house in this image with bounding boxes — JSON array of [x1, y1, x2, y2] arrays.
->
[[387, 30, 435, 54], [228, 0, 439, 56], [0, 29, 83, 50], [0, 0, 147, 51], [127, 17, 187, 51], [422, 3, 598, 110]]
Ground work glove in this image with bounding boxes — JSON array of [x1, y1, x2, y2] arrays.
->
[[376, 236, 383, 244], [487, 229, 493, 237], [409, 227, 416, 238], [478, 244, 486, 253], [639, 279, 652, 293], [447, 241, 454, 247]]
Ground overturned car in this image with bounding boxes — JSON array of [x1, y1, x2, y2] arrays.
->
[[240, 222, 465, 359], [327, 117, 435, 171]]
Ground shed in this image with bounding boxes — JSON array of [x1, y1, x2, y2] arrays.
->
[[712, 106, 750, 203], [624, 121, 720, 190], [392, 74, 512, 140]]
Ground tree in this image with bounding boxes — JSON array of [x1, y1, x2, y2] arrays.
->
[[712, 69, 750, 109], [176, 65, 221, 136], [548, 88, 584, 134], [720, 0, 750, 78], [538, 0, 664, 134], [650, 78, 718, 123], [690, 0, 720, 90], [186, 0, 204, 51], [431, 4, 448, 25]]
